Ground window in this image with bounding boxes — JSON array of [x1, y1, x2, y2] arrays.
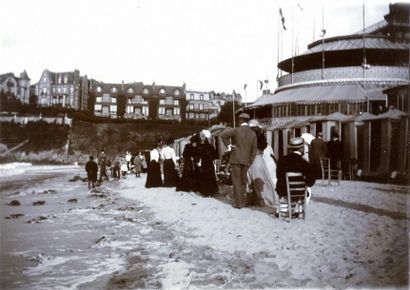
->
[[43, 77, 47, 83], [194, 94, 200, 100], [111, 97, 117, 103], [190, 94, 194, 100], [135, 107, 141, 114], [174, 90, 180, 96], [189, 104, 194, 110], [53, 88, 57, 93], [94, 104, 102, 111], [112, 87, 118, 93], [63, 87, 67, 94], [43, 88, 47, 94], [128, 87, 134, 93], [174, 100, 179, 106], [158, 107, 165, 115], [70, 87, 74, 93], [126, 106, 133, 113], [203, 94, 209, 101], [143, 88, 149, 95], [159, 88, 166, 95], [142, 106, 149, 115], [174, 108, 180, 115], [200, 94, 204, 100], [110, 105, 117, 112], [165, 108, 173, 115], [159, 99, 165, 105], [96, 96, 102, 102], [97, 86, 102, 92], [64, 76, 68, 83], [58, 77, 62, 84], [199, 104, 204, 110]]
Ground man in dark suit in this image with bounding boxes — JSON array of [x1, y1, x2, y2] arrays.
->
[[309, 132, 326, 178], [221, 113, 257, 208], [276, 137, 316, 199]]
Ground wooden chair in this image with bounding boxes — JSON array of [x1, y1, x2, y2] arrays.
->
[[320, 157, 342, 185], [278, 172, 307, 222]]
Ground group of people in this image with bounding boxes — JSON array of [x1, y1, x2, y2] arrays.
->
[[86, 113, 343, 217], [85, 149, 148, 189], [145, 132, 219, 197]]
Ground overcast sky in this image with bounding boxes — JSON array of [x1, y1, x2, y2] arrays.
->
[[0, 0, 402, 102]]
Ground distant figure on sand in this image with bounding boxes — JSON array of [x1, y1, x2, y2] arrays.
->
[[133, 152, 142, 177], [220, 113, 257, 208], [125, 151, 132, 172], [85, 155, 98, 189], [162, 137, 179, 187], [145, 140, 163, 188], [197, 130, 218, 197], [99, 149, 109, 182], [309, 132, 327, 178], [276, 137, 316, 203]]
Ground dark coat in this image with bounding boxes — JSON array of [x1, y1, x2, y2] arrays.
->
[[309, 137, 326, 165], [176, 143, 200, 192], [85, 160, 98, 182], [220, 126, 257, 166], [326, 139, 343, 169], [276, 152, 316, 198], [197, 142, 218, 196]]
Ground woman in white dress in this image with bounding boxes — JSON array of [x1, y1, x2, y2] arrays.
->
[[248, 119, 279, 207]]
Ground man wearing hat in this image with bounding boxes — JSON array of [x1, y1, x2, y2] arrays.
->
[[276, 137, 316, 199], [309, 132, 327, 178], [220, 113, 257, 208]]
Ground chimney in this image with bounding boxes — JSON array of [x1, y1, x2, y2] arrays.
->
[[121, 80, 124, 91]]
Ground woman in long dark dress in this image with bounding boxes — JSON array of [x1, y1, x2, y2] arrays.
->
[[176, 134, 200, 192], [162, 137, 179, 187], [145, 141, 163, 188], [197, 130, 218, 197]]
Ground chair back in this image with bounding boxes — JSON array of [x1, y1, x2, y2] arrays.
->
[[285, 172, 307, 200]]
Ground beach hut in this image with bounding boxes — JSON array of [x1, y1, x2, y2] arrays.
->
[[361, 107, 408, 176], [309, 112, 350, 141]]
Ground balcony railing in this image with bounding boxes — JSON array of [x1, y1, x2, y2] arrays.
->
[[159, 100, 178, 105], [278, 66, 409, 87]]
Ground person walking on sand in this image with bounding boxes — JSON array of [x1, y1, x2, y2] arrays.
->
[[145, 140, 164, 188], [98, 149, 109, 182], [125, 151, 132, 172], [162, 137, 179, 187], [197, 130, 219, 197], [133, 152, 142, 178], [85, 155, 98, 189], [220, 113, 257, 208], [176, 133, 200, 192], [248, 119, 278, 207], [309, 132, 326, 178]]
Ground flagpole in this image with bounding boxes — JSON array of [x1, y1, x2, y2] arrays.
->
[[291, 6, 294, 84], [321, 5, 325, 80], [232, 91, 236, 128], [277, 9, 281, 85], [362, 3, 367, 78]]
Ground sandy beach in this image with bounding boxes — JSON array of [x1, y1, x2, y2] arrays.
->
[[0, 164, 408, 289]]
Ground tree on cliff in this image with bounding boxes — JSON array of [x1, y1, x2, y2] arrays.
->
[[217, 101, 243, 126], [117, 93, 126, 118]]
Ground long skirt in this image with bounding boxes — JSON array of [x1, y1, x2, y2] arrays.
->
[[163, 159, 179, 187], [145, 161, 163, 188], [197, 164, 218, 197], [248, 154, 278, 207], [176, 159, 198, 192]]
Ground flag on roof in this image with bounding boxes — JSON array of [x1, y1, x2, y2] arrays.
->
[[279, 8, 287, 30]]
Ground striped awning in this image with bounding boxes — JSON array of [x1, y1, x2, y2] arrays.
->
[[248, 84, 385, 108]]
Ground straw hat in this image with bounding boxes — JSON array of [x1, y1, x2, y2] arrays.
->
[[288, 137, 304, 149]]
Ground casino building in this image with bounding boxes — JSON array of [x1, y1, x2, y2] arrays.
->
[[241, 2, 409, 178]]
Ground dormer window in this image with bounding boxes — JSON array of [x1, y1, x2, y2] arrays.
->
[[64, 76, 68, 83], [159, 88, 166, 95], [174, 89, 180, 96], [143, 88, 149, 95], [97, 86, 102, 92], [112, 87, 118, 93], [58, 77, 62, 84], [128, 87, 134, 93]]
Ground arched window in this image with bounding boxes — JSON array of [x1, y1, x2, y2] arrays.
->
[[96, 86, 102, 92], [143, 88, 149, 95], [159, 88, 166, 95], [112, 87, 118, 93], [128, 87, 134, 93], [174, 89, 180, 96]]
